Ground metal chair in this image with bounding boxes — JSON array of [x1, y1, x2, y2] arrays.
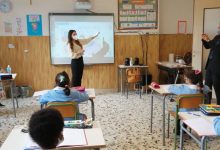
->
[[167, 93, 204, 150], [124, 68, 142, 99]]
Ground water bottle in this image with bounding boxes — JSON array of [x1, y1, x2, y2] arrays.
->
[[130, 57, 133, 66], [6, 65, 12, 74]]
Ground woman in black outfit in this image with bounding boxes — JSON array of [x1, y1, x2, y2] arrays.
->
[[67, 30, 99, 86]]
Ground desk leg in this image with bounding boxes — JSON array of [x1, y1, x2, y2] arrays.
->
[[120, 68, 123, 94], [201, 136, 207, 150], [162, 95, 167, 146], [180, 121, 184, 150], [145, 68, 148, 94], [10, 81, 16, 117], [118, 67, 120, 92], [150, 90, 153, 133], [89, 98, 95, 121]]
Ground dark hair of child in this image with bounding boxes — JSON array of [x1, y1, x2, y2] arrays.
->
[[29, 108, 64, 149], [55, 71, 71, 96], [184, 69, 203, 92]]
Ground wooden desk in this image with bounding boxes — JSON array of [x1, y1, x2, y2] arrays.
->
[[0, 121, 106, 150], [149, 84, 173, 146], [34, 89, 97, 121], [178, 111, 217, 150], [0, 73, 17, 117], [157, 61, 191, 84], [118, 65, 149, 93]]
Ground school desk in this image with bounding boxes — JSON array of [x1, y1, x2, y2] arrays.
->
[[33, 88, 97, 120], [0, 121, 106, 150], [0, 73, 17, 117], [149, 84, 174, 146], [178, 111, 217, 150], [157, 61, 191, 84], [117, 65, 149, 94]]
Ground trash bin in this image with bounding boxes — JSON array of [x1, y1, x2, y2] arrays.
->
[[20, 86, 34, 98]]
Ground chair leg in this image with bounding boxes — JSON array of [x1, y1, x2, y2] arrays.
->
[[173, 118, 179, 150], [167, 113, 170, 138], [139, 83, 141, 99], [15, 97, 19, 108]]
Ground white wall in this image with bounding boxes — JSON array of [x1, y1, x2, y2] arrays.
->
[[159, 0, 194, 34], [0, 0, 194, 36]]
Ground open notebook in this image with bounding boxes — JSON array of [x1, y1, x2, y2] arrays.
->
[[24, 128, 87, 150]]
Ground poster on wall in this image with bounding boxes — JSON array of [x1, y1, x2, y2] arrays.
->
[[4, 22, 12, 33], [26, 14, 42, 36], [118, 0, 158, 30]]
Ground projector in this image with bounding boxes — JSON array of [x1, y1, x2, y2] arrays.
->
[[75, 0, 92, 9]]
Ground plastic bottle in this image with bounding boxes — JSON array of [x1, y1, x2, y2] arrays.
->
[[130, 57, 133, 66], [6, 65, 12, 74]]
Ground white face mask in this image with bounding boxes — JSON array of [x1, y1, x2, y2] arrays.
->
[[57, 135, 64, 146], [72, 35, 78, 40]]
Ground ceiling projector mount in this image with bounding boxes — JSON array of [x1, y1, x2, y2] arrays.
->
[[75, 0, 92, 10]]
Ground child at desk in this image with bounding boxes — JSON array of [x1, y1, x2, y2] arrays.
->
[[29, 108, 64, 149], [39, 71, 89, 104], [168, 69, 203, 95], [214, 117, 220, 135]]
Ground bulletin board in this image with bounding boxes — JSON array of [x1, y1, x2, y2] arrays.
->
[[118, 0, 158, 30]]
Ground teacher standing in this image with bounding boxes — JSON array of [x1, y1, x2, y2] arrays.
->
[[202, 33, 220, 104], [67, 30, 99, 87]]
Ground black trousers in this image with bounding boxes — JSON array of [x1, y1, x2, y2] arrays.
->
[[71, 57, 84, 87], [205, 64, 220, 104]]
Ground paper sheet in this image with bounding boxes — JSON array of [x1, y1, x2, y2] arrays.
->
[[33, 90, 50, 97], [183, 118, 216, 136]]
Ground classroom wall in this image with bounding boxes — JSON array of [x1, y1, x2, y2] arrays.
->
[[159, 0, 194, 34], [0, 0, 194, 35], [0, 0, 193, 90], [0, 35, 159, 90]]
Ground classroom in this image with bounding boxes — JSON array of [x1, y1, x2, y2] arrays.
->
[[0, 0, 220, 149]]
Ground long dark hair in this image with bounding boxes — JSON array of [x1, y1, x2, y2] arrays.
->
[[67, 30, 83, 51], [55, 71, 70, 96]]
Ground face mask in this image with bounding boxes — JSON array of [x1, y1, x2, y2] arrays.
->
[[72, 35, 78, 40], [57, 135, 64, 146]]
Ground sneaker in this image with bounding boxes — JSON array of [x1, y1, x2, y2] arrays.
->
[[0, 103, 5, 107]]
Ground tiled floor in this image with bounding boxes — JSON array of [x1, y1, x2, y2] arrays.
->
[[0, 92, 220, 150]]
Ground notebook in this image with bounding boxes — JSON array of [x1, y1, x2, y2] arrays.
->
[[24, 128, 87, 149], [200, 104, 220, 116]]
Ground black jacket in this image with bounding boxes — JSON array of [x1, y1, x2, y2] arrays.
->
[[202, 34, 220, 74]]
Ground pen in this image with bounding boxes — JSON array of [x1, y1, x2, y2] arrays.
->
[[187, 112, 201, 116]]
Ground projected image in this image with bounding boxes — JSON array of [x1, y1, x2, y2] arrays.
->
[[49, 14, 114, 64]]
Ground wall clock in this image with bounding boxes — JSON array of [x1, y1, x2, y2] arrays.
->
[[0, 0, 12, 13]]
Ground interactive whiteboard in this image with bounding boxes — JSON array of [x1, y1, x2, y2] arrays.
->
[[49, 13, 114, 64]]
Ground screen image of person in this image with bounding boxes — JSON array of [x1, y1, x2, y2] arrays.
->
[[202, 33, 220, 104]]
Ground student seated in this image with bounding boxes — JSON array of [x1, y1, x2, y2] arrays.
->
[[39, 71, 89, 105], [214, 117, 220, 135], [168, 69, 204, 112], [29, 108, 64, 149], [168, 69, 203, 95]]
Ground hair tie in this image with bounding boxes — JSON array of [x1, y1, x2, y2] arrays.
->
[[195, 70, 201, 75], [59, 75, 65, 83]]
